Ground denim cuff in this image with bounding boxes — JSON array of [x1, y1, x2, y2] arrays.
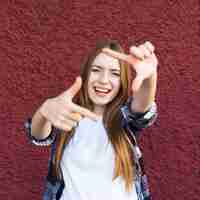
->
[[24, 118, 57, 146], [120, 96, 158, 136]]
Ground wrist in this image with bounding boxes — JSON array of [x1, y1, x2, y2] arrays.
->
[[143, 72, 157, 88], [38, 100, 49, 120]]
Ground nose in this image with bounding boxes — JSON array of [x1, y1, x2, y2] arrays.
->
[[98, 71, 110, 84]]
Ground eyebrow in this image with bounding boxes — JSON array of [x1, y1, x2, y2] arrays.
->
[[91, 65, 120, 72]]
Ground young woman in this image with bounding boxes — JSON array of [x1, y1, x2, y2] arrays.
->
[[25, 39, 158, 200]]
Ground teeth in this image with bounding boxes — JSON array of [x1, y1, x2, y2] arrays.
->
[[95, 87, 110, 93]]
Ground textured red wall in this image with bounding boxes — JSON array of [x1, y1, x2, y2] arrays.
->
[[0, 0, 199, 199]]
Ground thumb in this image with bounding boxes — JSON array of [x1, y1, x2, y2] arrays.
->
[[67, 76, 82, 98], [59, 76, 82, 100]]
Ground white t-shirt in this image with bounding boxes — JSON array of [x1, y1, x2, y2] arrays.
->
[[60, 117, 138, 200]]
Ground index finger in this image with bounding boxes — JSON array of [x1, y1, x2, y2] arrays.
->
[[71, 103, 100, 121], [102, 48, 129, 62]]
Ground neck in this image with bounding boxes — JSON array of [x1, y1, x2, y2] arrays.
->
[[93, 105, 104, 117]]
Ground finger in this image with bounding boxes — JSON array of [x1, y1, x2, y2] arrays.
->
[[59, 114, 79, 126], [57, 116, 78, 127], [138, 44, 151, 58], [68, 112, 83, 122], [55, 122, 73, 132], [60, 117, 78, 128], [102, 48, 129, 62], [130, 46, 145, 60], [102, 47, 140, 66], [61, 124, 73, 132], [60, 76, 82, 99], [71, 103, 100, 121], [132, 76, 144, 92], [144, 41, 155, 53], [126, 55, 140, 66]]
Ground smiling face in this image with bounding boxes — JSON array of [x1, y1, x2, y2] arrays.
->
[[87, 52, 121, 115]]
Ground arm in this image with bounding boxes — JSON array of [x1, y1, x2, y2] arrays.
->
[[24, 101, 56, 146], [102, 41, 158, 114], [127, 42, 158, 135], [24, 118, 56, 146], [131, 73, 157, 113], [31, 101, 52, 140], [120, 96, 157, 137], [24, 76, 99, 146]]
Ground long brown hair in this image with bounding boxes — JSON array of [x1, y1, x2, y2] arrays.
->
[[53, 39, 136, 193]]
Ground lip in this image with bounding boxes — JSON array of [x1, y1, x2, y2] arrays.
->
[[94, 86, 112, 91], [95, 90, 110, 96], [94, 87, 111, 96]]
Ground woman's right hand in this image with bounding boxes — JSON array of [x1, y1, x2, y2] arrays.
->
[[38, 76, 99, 132]]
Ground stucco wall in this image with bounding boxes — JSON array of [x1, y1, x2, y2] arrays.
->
[[0, 0, 199, 199]]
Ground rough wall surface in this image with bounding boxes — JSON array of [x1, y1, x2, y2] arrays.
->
[[0, 0, 199, 199]]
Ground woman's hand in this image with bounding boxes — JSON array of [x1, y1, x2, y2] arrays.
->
[[102, 41, 158, 92], [39, 77, 99, 132]]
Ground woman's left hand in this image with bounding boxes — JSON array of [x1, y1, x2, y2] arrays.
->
[[102, 41, 158, 92]]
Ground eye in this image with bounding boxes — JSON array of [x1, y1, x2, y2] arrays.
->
[[112, 73, 120, 76], [91, 68, 99, 72]]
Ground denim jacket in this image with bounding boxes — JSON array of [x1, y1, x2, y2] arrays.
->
[[24, 97, 157, 200]]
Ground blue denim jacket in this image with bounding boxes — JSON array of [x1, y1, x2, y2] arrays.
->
[[24, 97, 157, 200]]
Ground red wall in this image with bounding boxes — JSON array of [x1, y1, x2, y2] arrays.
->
[[0, 0, 199, 199]]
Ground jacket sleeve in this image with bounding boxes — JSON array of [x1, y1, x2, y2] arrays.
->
[[24, 118, 57, 146], [120, 96, 158, 137]]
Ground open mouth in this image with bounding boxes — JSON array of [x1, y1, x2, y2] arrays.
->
[[94, 87, 111, 95]]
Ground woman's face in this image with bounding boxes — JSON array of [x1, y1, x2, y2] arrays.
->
[[87, 52, 121, 115]]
